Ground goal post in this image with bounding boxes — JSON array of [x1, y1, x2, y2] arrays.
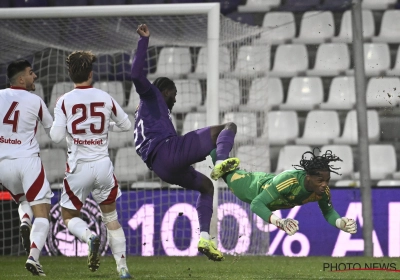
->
[[0, 3, 270, 257]]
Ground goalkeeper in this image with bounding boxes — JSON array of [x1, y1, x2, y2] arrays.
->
[[210, 148, 357, 236]]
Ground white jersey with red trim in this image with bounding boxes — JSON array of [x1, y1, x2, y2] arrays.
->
[[52, 87, 129, 172], [0, 87, 52, 160]]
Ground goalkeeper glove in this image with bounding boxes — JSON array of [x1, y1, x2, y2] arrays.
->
[[336, 217, 357, 234], [269, 214, 299, 236]]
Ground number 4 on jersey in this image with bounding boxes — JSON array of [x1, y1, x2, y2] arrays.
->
[[3, 101, 20, 132]]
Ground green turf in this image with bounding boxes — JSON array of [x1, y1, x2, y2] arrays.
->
[[1, 255, 400, 279]]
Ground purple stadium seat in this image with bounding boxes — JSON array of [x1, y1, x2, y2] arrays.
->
[[170, 0, 204, 3], [131, 0, 165, 4], [226, 12, 256, 26], [92, 0, 126, 4], [0, 1, 11, 7], [13, 0, 48, 7], [93, 54, 115, 81], [209, 0, 241, 15], [53, 0, 89, 6], [114, 52, 132, 81], [318, 0, 351, 12], [279, 0, 320, 12]]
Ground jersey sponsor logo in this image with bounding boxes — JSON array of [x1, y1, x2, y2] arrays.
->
[[73, 138, 103, 145], [45, 198, 109, 256], [0, 136, 22, 144]]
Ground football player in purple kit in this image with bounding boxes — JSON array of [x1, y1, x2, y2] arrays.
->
[[131, 24, 239, 261]]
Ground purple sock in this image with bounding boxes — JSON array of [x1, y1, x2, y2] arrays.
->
[[196, 193, 213, 233], [216, 129, 235, 161]]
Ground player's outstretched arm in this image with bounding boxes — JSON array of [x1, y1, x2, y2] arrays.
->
[[336, 217, 357, 234], [131, 24, 152, 95]]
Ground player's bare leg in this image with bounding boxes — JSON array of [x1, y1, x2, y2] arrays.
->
[[62, 207, 100, 272], [209, 123, 239, 180], [25, 202, 50, 276], [100, 203, 132, 279]]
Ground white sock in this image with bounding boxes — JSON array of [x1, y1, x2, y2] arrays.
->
[[215, 160, 223, 166], [200, 231, 210, 240], [108, 227, 127, 270], [67, 217, 93, 243], [29, 218, 49, 261], [18, 201, 33, 226]]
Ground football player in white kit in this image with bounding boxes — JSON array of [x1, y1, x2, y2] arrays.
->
[[50, 51, 132, 279], [0, 60, 53, 276]]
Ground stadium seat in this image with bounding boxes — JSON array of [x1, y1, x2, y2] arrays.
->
[[114, 52, 132, 81], [92, 0, 126, 4], [92, 54, 114, 81], [241, 77, 283, 111], [236, 144, 270, 173], [40, 148, 67, 184], [13, 0, 48, 7], [256, 110, 298, 146], [131, 0, 164, 3], [188, 47, 230, 79], [172, 79, 202, 113], [232, 45, 270, 78], [353, 145, 397, 180], [386, 46, 400, 76], [114, 147, 149, 182], [201, 79, 240, 112], [320, 145, 354, 181], [108, 114, 135, 149], [279, 77, 323, 111], [181, 112, 206, 135], [274, 145, 312, 173], [214, 0, 241, 15], [319, 76, 355, 110], [279, 0, 319, 11], [346, 43, 390, 77], [318, 0, 351, 11], [48, 82, 75, 113], [373, 11, 400, 43], [238, 0, 281, 12], [53, 0, 89, 5], [366, 77, 400, 108], [269, 44, 308, 77], [93, 81, 126, 107], [335, 180, 360, 187], [130, 181, 163, 189], [259, 12, 295, 44], [306, 43, 350, 76], [222, 112, 257, 143], [362, 0, 396, 10], [334, 110, 380, 145], [225, 12, 257, 26], [295, 110, 341, 145], [35, 125, 52, 149], [332, 10, 375, 43], [292, 11, 335, 44], [376, 180, 400, 187], [125, 84, 140, 114], [147, 47, 191, 80], [33, 82, 45, 101]]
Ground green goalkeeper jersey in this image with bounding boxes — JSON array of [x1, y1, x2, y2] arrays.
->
[[223, 169, 340, 228]]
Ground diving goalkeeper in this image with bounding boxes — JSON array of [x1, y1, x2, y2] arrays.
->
[[210, 148, 357, 236]]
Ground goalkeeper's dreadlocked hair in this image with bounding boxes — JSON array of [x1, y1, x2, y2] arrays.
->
[[293, 148, 343, 176]]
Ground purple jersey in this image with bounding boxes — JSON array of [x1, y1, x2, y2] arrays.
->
[[131, 37, 177, 164]]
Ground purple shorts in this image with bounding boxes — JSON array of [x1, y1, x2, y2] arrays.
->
[[149, 127, 215, 190]]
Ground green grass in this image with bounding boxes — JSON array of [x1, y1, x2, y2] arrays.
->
[[1, 255, 400, 279]]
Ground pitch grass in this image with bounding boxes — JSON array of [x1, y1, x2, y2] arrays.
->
[[1, 255, 400, 279]]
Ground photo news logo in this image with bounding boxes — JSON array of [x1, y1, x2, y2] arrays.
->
[[323, 262, 399, 272]]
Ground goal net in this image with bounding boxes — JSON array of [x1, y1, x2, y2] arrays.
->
[[0, 4, 271, 257]]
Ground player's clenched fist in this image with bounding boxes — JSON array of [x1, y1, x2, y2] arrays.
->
[[137, 24, 150, 37], [269, 214, 299, 236], [336, 217, 357, 234]]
